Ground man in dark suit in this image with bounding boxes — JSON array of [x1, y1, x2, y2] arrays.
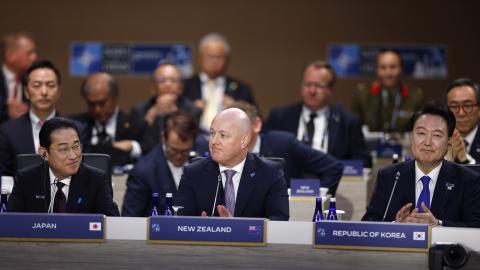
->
[[0, 32, 37, 123], [176, 108, 289, 220], [230, 101, 344, 194], [264, 60, 372, 167], [0, 60, 85, 175], [122, 111, 202, 217], [444, 78, 480, 164], [131, 63, 201, 127], [182, 33, 255, 130], [72, 72, 155, 166], [363, 102, 480, 227], [8, 117, 119, 216]]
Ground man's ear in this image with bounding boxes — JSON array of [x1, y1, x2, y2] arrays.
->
[[241, 133, 251, 149], [38, 147, 48, 161], [24, 88, 30, 100], [253, 117, 262, 134]]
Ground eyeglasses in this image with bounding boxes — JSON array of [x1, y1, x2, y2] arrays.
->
[[165, 144, 191, 157], [448, 103, 478, 114], [154, 76, 180, 84], [302, 82, 330, 90], [50, 143, 82, 157]]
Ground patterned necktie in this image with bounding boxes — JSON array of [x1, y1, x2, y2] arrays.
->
[[53, 181, 67, 213], [306, 112, 317, 146], [12, 75, 21, 100], [224, 169, 237, 216], [416, 176, 431, 213]]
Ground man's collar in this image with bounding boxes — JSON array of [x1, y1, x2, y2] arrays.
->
[[199, 72, 225, 85], [219, 157, 247, 174], [251, 135, 261, 154], [2, 64, 16, 81], [96, 106, 119, 127], [301, 105, 328, 120], [464, 125, 478, 146], [49, 167, 72, 184], [29, 109, 56, 125], [415, 160, 442, 184]]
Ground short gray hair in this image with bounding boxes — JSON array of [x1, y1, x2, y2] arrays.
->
[[198, 33, 231, 56]]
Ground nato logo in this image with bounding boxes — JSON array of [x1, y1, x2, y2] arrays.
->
[[328, 45, 360, 77], [151, 223, 161, 232], [316, 227, 326, 237], [70, 43, 102, 76]]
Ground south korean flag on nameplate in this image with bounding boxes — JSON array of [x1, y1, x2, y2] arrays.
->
[[89, 222, 102, 231], [413, 231, 425, 241]]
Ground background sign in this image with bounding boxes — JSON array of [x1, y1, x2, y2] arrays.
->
[[70, 42, 193, 77], [0, 213, 105, 242], [328, 44, 447, 79], [290, 179, 320, 197], [314, 221, 430, 252], [341, 160, 363, 176], [148, 216, 266, 246]]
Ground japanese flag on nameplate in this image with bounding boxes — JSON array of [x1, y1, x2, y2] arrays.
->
[[89, 222, 102, 231]]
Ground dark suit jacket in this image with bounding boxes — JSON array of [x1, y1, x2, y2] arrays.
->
[[0, 112, 87, 175], [0, 69, 28, 124], [8, 162, 119, 216], [131, 95, 202, 124], [122, 144, 178, 217], [264, 102, 372, 167], [467, 124, 480, 163], [182, 74, 256, 105], [176, 153, 289, 221], [71, 110, 155, 166], [362, 160, 480, 228], [259, 130, 344, 194]]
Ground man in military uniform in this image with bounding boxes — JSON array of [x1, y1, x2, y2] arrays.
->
[[352, 49, 423, 132]]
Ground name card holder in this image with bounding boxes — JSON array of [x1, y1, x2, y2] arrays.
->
[[340, 160, 364, 182], [148, 216, 266, 247], [290, 178, 320, 197], [313, 220, 431, 252], [0, 213, 105, 242]]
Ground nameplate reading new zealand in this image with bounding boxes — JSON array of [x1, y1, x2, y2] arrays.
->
[[314, 221, 430, 252], [0, 213, 105, 242], [148, 216, 266, 246], [290, 178, 320, 197]]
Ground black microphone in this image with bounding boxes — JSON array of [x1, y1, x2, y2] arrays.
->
[[211, 173, 222, 216], [383, 171, 400, 221]]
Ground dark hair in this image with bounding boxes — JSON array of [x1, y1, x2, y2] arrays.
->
[[22, 60, 61, 88], [39, 117, 80, 149], [444, 78, 480, 105], [80, 72, 119, 98], [376, 48, 403, 67], [163, 111, 198, 142], [303, 60, 337, 88], [409, 101, 456, 137]]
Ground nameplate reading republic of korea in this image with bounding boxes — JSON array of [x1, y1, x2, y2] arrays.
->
[[148, 216, 266, 246], [0, 213, 105, 242], [290, 178, 320, 197], [313, 221, 431, 252]]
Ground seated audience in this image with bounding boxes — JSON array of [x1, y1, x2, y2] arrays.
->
[[176, 108, 289, 220], [8, 117, 119, 216], [363, 102, 480, 227], [230, 101, 344, 194], [264, 60, 372, 167], [352, 49, 423, 132]]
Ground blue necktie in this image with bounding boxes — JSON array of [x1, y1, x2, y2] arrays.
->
[[224, 170, 237, 216], [417, 176, 431, 212]]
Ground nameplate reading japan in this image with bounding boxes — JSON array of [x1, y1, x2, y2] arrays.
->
[[0, 213, 105, 242], [314, 221, 430, 252], [148, 216, 266, 246], [290, 179, 320, 197]]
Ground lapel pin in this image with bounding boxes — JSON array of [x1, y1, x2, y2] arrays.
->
[[124, 122, 130, 129], [35, 195, 45, 199], [250, 172, 256, 178], [77, 197, 83, 204], [445, 183, 454, 191]]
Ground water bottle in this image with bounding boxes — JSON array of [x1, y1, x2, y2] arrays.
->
[[0, 189, 8, 213], [327, 197, 338, 220], [164, 193, 174, 216], [150, 192, 159, 216], [312, 197, 323, 222]]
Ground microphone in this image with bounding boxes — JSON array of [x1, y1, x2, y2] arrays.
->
[[383, 171, 400, 221], [211, 173, 222, 216]]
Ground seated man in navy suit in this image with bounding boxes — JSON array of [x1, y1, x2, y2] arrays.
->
[[264, 60, 371, 167], [230, 101, 343, 194], [363, 102, 480, 227], [176, 108, 289, 220], [122, 111, 202, 217], [8, 117, 119, 216], [0, 60, 86, 175]]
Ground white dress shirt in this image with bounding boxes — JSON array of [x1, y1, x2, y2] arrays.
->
[[2, 64, 22, 102], [164, 145, 186, 189], [90, 107, 141, 158], [414, 161, 441, 207], [219, 158, 246, 199], [47, 168, 71, 213], [30, 110, 56, 152], [251, 136, 261, 154], [297, 105, 328, 152]]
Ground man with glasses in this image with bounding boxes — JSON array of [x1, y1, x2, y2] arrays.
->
[[131, 63, 201, 128], [8, 117, 119, 215], [122, 111, 205, 217], [264, 60, 371, 168], [445, 78, 480, 164]]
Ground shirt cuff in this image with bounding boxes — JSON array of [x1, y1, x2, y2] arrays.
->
[[130, 141, 142, 158]]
